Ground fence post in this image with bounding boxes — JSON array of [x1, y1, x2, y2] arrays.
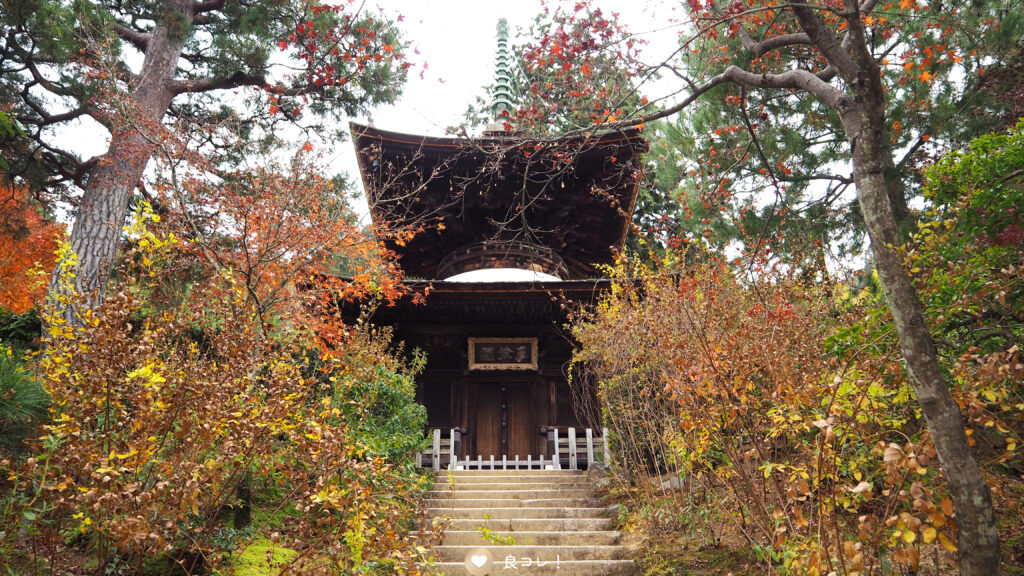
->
[[586, 428, 594, 469], [553, 428, 561, 470], [432, 429, 441, 471], [568, 427, 577, 470], [448, 428, 457, 471]]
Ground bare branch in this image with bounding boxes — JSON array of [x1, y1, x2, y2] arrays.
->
[[841, 0, 880, 80], [193, 0, 224, 14], [170, 71, 267, 95], [896, 135, 928, 169], [708, 2, 813, 56], [859, 0, 880, 14], [192, 0, 225, 24], [781, 172, 854, 184], [18, 83, 88, 126], [538, 61, 857, 147], [750, 32, 816, 55], [113, 24, 150, 51], [787, 0, 859, 82], [23, 58, 73, 97]]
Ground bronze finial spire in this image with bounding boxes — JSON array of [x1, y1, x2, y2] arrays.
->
[[490, 18, 515, 120]]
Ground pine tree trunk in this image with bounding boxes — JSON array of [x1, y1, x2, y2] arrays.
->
[[48, 0, 192, 326], [848, 93, 1001, 576]]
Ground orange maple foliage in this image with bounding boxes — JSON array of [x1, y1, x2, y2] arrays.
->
[[156, 149, 407, 328], [0, 184, 63, 313]]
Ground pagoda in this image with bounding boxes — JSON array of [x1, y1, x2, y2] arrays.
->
[[350, 20, 647, 468]]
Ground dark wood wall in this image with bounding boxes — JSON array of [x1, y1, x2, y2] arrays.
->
[[412, 340, 588, 459], [366, 281, 605, 459]]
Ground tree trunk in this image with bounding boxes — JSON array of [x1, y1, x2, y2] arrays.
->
[[847, 87, 1001, 576], [234, 473, 252, 530], [48, 0, 192, 327]]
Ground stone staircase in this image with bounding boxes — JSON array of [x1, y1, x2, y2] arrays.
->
[[424, 469, 637, 575]]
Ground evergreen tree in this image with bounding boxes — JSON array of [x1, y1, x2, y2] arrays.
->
[[638, 0, 1023, 267], [0, 0, 408, 325]]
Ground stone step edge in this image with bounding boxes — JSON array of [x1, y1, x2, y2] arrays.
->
[[427, 507, 612, 512], [442, 528, 622, 532], [421, 559, 638, 574], [425, 499, 600, 505], [440, 531, 621, 546]]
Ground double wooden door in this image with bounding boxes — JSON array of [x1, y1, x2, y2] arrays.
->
[[473, 381, 538, 458]]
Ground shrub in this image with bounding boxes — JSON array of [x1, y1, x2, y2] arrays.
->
[[1, 206, 433, 575], [0, 342, 48, 455]]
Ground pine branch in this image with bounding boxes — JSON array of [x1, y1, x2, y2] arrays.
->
[[170, 71, 268, 95]]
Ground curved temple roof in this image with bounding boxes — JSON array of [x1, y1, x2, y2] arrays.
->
[[351, 122, 648, 280]]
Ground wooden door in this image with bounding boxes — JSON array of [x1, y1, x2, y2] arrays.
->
[[506, 383, 537, 458], [475, 385, 501, 458]]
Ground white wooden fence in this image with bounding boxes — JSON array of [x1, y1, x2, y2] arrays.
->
[[416, 427, 609, 471]]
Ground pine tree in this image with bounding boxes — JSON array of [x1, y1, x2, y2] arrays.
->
[[0, 0, 408, 325]]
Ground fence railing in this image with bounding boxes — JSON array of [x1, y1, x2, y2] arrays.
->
[[416, 426, 609, 471]]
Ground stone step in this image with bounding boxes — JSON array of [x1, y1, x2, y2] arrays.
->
[[427, 507, 611, 519], [428, 489, 594, 499], [422, 468, 634, 575], [430, 485, 598, 496], [441, 530, 621, 546], [425, 498, 601, 509], [425, 560, 638, 576], [434, 544, 629, 562], [442, 517, 615, 532]]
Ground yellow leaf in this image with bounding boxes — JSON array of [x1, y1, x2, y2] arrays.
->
[[938, 532, 957, 552], [922, 526, 937, 543], [903, 530, 917, 543]]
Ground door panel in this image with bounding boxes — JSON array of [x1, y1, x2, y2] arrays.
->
[[506, 383, 537, 458], [475, 386, 501, 458]]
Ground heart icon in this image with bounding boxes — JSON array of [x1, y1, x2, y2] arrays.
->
[[471, 555, 488, 568]]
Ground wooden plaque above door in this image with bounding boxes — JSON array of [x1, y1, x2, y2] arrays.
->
[[468, 337, 538, 371]]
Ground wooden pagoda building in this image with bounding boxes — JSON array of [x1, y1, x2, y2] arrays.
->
[[349, 21, 647, 468]]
